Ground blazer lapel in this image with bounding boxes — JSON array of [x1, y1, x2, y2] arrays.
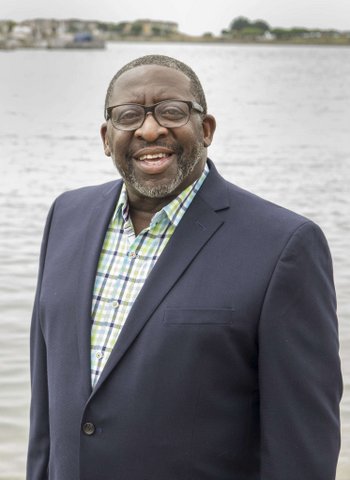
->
[[91, 163, 229, 395], [75, 181, 122, 396]]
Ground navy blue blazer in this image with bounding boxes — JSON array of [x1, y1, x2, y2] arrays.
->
[[27, 160, 342, 480]]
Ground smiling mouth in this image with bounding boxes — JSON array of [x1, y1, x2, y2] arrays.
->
[[138, 152, 169, 161], [134, 150, 175, 175]]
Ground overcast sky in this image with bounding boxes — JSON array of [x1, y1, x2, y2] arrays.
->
[[1, 0, 349, 35]]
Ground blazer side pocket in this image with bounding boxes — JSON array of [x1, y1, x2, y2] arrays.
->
[[164, 308, 235, 325]]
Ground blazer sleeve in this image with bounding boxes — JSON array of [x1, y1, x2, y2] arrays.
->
[[258, 221, 342, 480], [26, 201, 56, 480]]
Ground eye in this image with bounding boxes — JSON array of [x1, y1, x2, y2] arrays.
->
[[113, 106, 142, 124], [158, 102, 188, 120]]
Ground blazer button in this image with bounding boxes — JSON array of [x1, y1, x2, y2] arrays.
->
[[82, 422, 95, 436]]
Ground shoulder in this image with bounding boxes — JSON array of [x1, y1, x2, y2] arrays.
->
[[225, 178, 327, 251], [203, 160, 326, 254], [43, 179, 122, 230], [52, 179, 122, 213], [206, 160, 311, 230], [225, 179, 310, 229], [56, 179, 121, 205]]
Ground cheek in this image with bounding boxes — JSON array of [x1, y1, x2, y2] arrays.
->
[[187, 120, 205, 144], [109, 131, 131, 158], [176, 125, 202, 150]]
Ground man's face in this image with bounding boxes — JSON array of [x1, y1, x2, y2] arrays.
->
[[101, 65, 215, 201]]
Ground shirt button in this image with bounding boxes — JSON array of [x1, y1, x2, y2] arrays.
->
[[112, 300, 120, 308], [128, 251, 137, 259], [82, 422, 95, 436], [96, 351, 104, 359]]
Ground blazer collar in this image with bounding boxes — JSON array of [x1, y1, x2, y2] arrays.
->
[[200, 158, 230, 212], [75, 179, 123, 397]]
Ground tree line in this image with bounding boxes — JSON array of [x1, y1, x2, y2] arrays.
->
[[222, 16, 344, 40]]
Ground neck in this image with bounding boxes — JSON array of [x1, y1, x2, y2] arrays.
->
[[126, 190, 176, 235]]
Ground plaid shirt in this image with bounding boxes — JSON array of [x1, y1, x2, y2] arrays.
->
[[90, 165, 209, 387]]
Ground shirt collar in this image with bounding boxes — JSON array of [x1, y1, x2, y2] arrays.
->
[[114, 185, 129, 222]]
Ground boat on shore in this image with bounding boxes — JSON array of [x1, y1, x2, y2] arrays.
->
[[48, 32, 105, 49]]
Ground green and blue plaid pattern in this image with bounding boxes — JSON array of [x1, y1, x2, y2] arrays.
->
[[90, 165, 209, 387]]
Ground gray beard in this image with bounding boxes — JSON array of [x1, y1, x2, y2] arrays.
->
[[116, 142, 205, 198]]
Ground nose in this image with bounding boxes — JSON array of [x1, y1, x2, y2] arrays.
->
[[134, 113, 168, 142]]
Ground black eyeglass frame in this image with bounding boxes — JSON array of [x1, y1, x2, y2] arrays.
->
[[105, 99, 204, 130]]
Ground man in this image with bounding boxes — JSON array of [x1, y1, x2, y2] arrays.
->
[[27, 54, 342, 480]]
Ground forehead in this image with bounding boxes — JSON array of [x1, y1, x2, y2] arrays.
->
[[109, 65, 193, 105]]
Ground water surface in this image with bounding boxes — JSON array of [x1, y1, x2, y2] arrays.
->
[[1, 42, 349, 479]]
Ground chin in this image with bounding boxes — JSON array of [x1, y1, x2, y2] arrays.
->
[[131, 173, 185, 199]]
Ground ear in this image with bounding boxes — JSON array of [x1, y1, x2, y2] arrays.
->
[[100, 122, 111, 157], [201, 114, 216, 147]]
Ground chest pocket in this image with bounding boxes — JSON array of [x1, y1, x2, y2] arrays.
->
[[164, 308, 235, 325]]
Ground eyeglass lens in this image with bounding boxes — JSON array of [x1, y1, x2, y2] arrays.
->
[[110, 100, 191, 130]]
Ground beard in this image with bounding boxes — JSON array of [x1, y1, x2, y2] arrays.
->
[[114, 141, 205, 198]]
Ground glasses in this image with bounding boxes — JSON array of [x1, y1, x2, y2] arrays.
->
[[105, 99, 204, 131]]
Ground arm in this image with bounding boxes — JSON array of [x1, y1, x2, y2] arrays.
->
[[26, 202, 56, 480], [259, 221, 342, 480]]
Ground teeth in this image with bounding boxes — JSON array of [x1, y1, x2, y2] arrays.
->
[[139, 152, 169, 161]]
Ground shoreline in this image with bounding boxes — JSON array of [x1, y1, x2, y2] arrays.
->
[[107, 37, 350, 47], [2, 39, 350, 51]]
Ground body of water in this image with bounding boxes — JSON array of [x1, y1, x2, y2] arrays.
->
[[1, 42, 349, 479]]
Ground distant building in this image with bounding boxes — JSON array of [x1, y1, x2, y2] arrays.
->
[[22, 18, 59, 39], [11, 24, 33, 40], [122, 19, 178, 37]]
